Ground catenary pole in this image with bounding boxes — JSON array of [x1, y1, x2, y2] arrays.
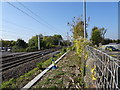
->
[[84, 0, 86, 38], [38, 35, 40, 50]]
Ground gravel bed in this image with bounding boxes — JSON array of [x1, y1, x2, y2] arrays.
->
[[2, 51, 59, 81]]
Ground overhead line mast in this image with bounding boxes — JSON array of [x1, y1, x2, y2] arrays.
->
[[84, 0, 86, 39]]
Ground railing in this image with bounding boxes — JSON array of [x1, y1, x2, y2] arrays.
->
[[87, 46, 120, 89]]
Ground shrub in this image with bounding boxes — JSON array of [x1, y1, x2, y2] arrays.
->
[[26, 46, 38, 52], [37, 62, 43, 69], [61, 48, 67, 53], [12, 46, 26, 52]]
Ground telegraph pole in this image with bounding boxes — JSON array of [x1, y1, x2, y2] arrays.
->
[[38, 35, 40, 50], [84, 0, 86, 38]]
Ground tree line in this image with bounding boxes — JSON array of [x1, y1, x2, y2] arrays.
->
[[68, 16, 119, 47], [0, 34, 70, 52]]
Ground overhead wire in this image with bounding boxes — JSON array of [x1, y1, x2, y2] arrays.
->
[[0, 21, 37, 35], [16, 0, 59, 32], [2, 32, 30, 40], [6, 1, 59, 34], [2, 19, 35, 32], [1, 30, 31, 38], [0, 28, 34, 36]]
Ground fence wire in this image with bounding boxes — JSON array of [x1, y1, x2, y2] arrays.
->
[[87, 46, 120, 89]]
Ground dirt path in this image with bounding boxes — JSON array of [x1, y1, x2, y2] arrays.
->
[[32, 51, 83, 89]]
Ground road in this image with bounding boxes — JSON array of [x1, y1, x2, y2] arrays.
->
[[103, 51, 120, 60]]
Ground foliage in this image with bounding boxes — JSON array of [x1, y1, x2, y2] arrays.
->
[[52, 34, 63, 45], [12, 46, 26, 52], [26, 46, 38, 52], [90, 27, 107, 46], [102, 38, 120, 45], [11, 39, 27, 52], [0, 34, 70, 52], [1, 68, 38, 88], [66, 46, 75, 51], [36, 62, 43, 69], [68, 16, 90, 59], [15, 39, 27, 48], [28, 35, 38, 47], [68, 16, 90, 88], [74, 38, 90, 59], [68, 16, 89, 39], [0, 40, 16, 47], [61, 48, 67, 53], [28, 34, 63, 51], [60, 40, 71, 46], [91, 65, 97, 81]]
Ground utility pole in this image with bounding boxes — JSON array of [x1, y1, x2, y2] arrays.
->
[[67, 32, 69, 47], [67, 32, 69, 41], [84, 0, 86, 38], [38, 35, 40, 50], [58, 40, 60, 46], [83, 0, 86, 78]]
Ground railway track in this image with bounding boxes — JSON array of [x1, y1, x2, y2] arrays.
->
[[1, 52, 27, 58], [1, 48, 60, 71]]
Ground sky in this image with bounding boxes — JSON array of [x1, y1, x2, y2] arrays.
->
[[0, 1, 118, 42]]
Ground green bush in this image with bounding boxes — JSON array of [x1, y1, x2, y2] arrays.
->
[[67, 46, 75, 51], [26, 46, 38, 52], [61, 48, 67, 53], [12, 46, 26, 52]]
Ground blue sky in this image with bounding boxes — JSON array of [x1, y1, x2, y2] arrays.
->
[[1, 2, 118, 42]]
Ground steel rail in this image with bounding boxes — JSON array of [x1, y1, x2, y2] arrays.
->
[[1, 48, 59, 72]]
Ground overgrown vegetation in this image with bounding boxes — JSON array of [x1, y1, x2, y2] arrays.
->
[[33, 51, 83, 88], [0, 34, 71, 52], [68, 16, 90, 88], [0, 48, 67, 89]]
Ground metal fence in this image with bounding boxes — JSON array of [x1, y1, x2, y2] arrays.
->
[[87, 46, 120, 89]]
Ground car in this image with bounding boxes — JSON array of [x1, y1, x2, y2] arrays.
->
[[1, 49, 5, 52], [105, 46, 119, 51]]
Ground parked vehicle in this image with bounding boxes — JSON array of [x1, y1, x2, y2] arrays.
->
[[0, 47, 11, 52], [105, 46, 119, 51]]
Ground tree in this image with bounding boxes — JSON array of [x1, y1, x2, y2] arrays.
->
[[27, 34, 63, 51], [11, 39, 27, 52], [91, 29, 102, 46], [90, 27, 107, 46], [52, 35, 63, 45], [0, 40, 16, 47], [15, 39, 27, 48], [28, 35, 38, 47], [68, 16, 89, 39], [43, 36, 54, 48]]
